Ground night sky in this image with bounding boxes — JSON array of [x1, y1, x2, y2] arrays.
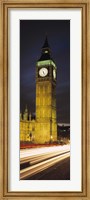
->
[[20, 20, 70, 123]]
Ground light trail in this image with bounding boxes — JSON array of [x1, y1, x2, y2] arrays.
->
[[20, 151, 70, 180], [20, 144, 70, 159], [20, 145, 70, 167], [20, 149, 70, 165]]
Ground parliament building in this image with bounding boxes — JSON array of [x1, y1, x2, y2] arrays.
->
[[20, 37, 57, 144]]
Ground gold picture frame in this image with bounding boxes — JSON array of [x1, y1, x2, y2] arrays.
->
[[0, 0, 90, 199]]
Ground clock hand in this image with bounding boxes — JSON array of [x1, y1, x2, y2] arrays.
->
[[43, 71, 45, 75]]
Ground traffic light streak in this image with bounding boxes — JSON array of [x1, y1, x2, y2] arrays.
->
[[20, 151, 70, 180]]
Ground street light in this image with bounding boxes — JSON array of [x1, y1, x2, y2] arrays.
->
[[50, 134, 53, 144], [29, 132, 32, 143], [50, 118, 52, 143]]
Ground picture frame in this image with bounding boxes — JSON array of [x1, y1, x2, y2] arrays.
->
[[0, 0, 90, 199]]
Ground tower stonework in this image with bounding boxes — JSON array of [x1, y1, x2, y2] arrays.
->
[[35, 37, 57, 144]]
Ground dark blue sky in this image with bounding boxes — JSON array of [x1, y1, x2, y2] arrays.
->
[[20, 20, 70, 123]]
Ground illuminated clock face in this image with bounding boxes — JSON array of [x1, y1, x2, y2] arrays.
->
[[53, 69, 56, 79], [39, 68, 48, 77]]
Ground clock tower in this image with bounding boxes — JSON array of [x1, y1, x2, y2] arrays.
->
[[35, 36, 57, 144]]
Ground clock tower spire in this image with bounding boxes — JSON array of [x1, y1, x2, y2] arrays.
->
[[35, 36, 57, 144]]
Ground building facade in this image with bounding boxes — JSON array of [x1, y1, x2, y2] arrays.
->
[[20, 107, 35, 143], [20, 37, 57, 144]]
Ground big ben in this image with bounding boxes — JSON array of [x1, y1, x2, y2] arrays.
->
[[35, 36, 57, 144]]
